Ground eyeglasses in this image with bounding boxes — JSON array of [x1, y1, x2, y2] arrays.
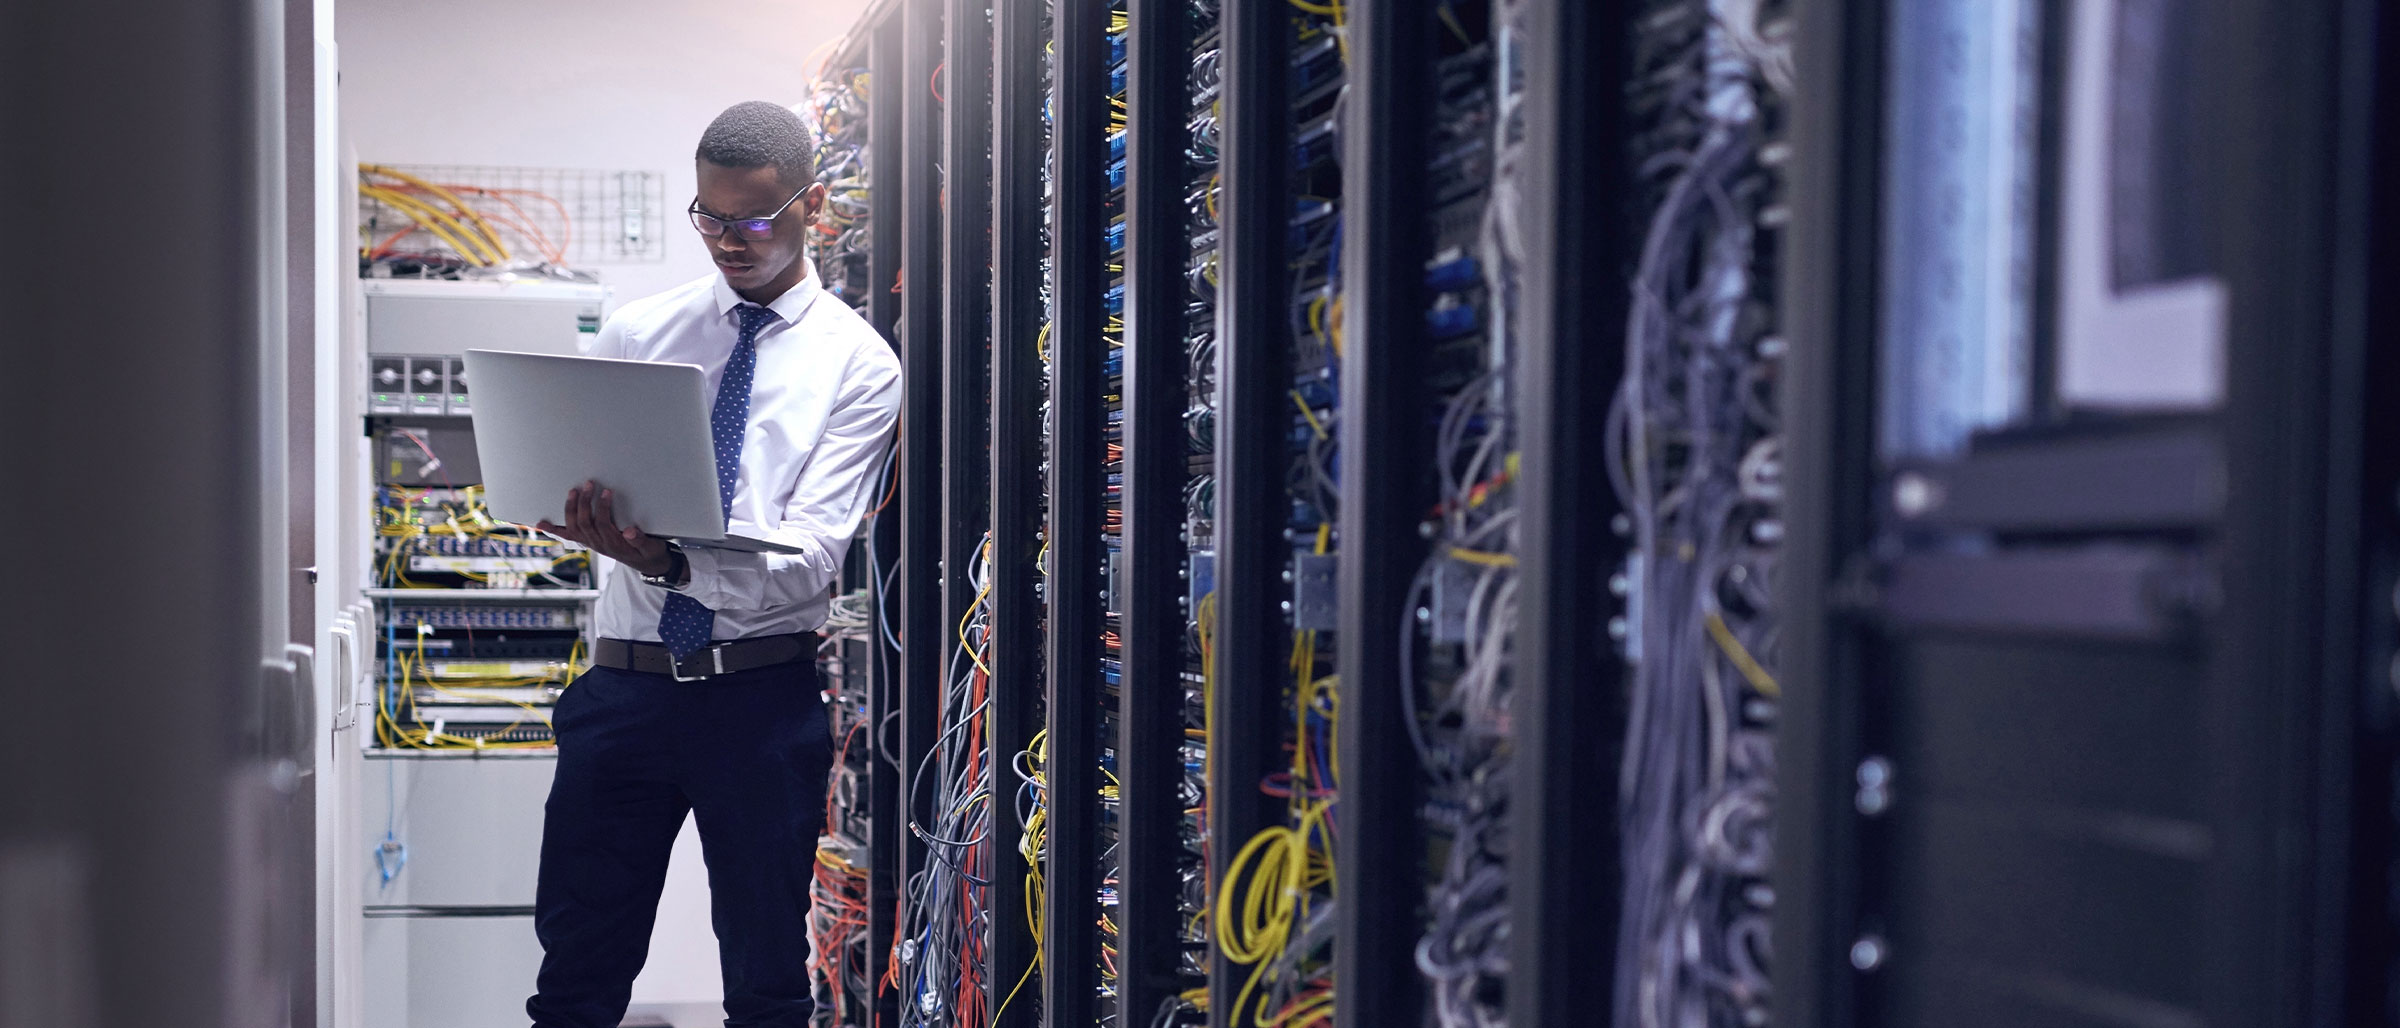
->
[[688, 187, 807, 241]]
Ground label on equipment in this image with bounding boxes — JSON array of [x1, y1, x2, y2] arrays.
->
[[422, 661, 567, 680], [408, 556, 557, 573]]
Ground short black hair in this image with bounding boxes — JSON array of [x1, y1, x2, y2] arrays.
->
[[696, 101, 816, 187]]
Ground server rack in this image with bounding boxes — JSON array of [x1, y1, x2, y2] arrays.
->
[[760, 3, 2400, 1027], [1204, 0, 1295, 1017], [1114, 1, 1202, 1026], [1772, 2, 2398, 1026], [1206, 6, 1352, 1027], [896, 0, 948, 1022], [834, 3, 1679, 1027], [810, 45, 872, 1028]]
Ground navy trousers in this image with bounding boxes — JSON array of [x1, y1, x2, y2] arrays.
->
[[526, 657, 832, 1028]]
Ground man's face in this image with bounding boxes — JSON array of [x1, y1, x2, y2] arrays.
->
[[694, 160, 825, 298]]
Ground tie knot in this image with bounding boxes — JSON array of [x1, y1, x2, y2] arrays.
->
[[735, 304, 775, 339]]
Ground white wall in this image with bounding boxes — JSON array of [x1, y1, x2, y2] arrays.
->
[[340, 0, 870, 304], [336, 0, 870, 1006]]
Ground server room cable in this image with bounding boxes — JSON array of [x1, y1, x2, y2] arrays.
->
[[1165, 7, 1230, 1024], [385, 626, 566, 750], [1395, 9, 1524, 1026], [900, 536, 1001, 1027], [360, 164, 513, 262], [814, 701, 879, 1025], [1202, 6, 1348, 1024], [357, 183, 501, 267], [867, 449, 907, 654], [803, 77, 891, 996], [365, 183, 569, 266], [993, 728, 1050, 1024], [375, 759, 408, 887], [1211, 612, 1339, 1028], [371, 484, 588, 749], [1608, 2, 1786, 1022], [806, 64, 877, 310]]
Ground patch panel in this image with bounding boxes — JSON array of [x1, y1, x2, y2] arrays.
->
[[387, 658, 574, 684], [1294, 114, 1337, 170], [1425, 252, 1482, 292], [1426, 302, 1480, 341], [384, 606, 583, 630], [380, 632, 580, 660], [403, 685, 558, 708], [387, 718, 554, 745], [409, 537, 571, 558], [406, 555, 559, 574], [1293, 35, 1344, 100]]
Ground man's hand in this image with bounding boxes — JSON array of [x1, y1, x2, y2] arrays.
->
[[535, 481, 674, 579]]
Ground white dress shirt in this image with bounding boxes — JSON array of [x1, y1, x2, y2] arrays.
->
[[583, 260, 902, 642]]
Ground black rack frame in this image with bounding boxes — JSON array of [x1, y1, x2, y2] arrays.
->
[[1767, 0, 1880, 1023], [897, 5, 946, 1025], [989, 0, 1046, 1022], [1207, 0, 1292, 1019], [1510, 1, 1631, 1026], [1329, 3, 1430, 1028], [1041, 0, 1109, 1025], [1115, 0, 1197, 1024], [863, 14, 907, 1028]]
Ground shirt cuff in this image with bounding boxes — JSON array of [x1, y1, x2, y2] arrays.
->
[[679, 543, 728, 596]]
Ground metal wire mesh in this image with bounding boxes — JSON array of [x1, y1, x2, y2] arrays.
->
[[357, 164, 668, 267]]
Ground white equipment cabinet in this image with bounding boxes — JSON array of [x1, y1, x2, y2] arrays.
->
[[360, 754, 556, 1028]]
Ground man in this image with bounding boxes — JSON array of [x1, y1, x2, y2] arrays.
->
[[525, 100, 902, 1028]]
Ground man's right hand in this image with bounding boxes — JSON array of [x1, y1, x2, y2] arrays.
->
[[535, 480, 675, 579]]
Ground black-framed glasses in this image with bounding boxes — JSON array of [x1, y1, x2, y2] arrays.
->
[[688, 187, 807, 241]]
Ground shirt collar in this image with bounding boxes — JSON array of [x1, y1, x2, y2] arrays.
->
[[710, 254, 823, 326]]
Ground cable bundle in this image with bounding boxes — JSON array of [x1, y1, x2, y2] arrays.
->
[[372, 484, 589, 751], [824, 587, 878, 642], [374, 485, 591, 592], [357, 164, 588, 279], [1210, 584, 1340, 1028], [804, 63, 875, 311], [1163, 7, 1226, 1025], [901, 538, 999, 1028], [797, 47, 897, 1001], [856, 404, 906, 1027], [1207, 4, 1348, 1026], [1009, 729, 1051, 1022], [1609, 1, 1789, 1024], [814, 693, 878, 1026], [1405, 5, 1522, 1026]]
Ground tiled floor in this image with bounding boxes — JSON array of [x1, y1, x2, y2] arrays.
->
[[621, 1001, 726, 1027]]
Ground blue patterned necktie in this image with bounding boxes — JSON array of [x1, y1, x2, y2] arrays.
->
[[657, 303, 775, 659]]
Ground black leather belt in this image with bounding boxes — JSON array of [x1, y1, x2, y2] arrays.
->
[[593, 633, 815, 681]]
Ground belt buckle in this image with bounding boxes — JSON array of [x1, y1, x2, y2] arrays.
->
[[670, 645, 727, 682]]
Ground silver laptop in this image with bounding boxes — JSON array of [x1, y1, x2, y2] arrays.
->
[[462, 349, 803, 554]]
